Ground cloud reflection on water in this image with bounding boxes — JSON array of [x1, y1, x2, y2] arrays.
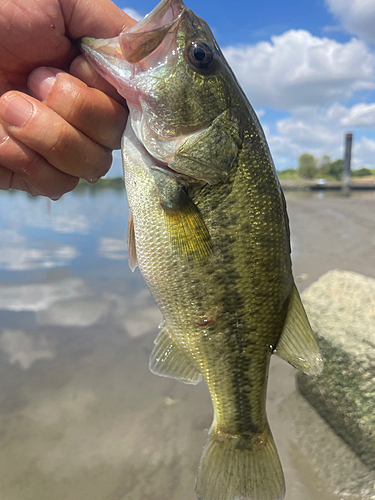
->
[[0, 278, 88, 312], [37, 298, 111, 328], [0, 244, 79, 271], [110, 289, 162, 338], [98, 237, 127, 260], [26, 214, 91, 234], [0, 329, 55, 369]]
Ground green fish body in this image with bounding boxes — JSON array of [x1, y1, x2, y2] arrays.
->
[[81, 2, 323, 499]]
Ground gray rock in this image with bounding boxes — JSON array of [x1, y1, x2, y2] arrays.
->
[[297, 270, 375, 471]]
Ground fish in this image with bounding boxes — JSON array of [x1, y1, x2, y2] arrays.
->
[[81, 1, 323, 499]]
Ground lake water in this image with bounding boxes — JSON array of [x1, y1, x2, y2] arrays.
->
[[0, 188, 374, 500]]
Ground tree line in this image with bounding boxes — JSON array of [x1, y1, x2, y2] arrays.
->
[[278, 153, 374, 180]]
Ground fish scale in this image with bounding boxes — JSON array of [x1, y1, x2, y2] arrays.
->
[[81, 0, 323, 498]]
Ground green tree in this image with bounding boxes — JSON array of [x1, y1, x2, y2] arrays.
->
[[277, 168, 299, 179], [317, 155, 332, 177], [352, 167, 372, 177], [328, 159, 343, 180], [298, 153, 317, 179]]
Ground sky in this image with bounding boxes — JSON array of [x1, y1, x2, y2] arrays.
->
[[108, 0, 375, 173]]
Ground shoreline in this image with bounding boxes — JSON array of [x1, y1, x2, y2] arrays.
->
[[280, 179, 375, 191]]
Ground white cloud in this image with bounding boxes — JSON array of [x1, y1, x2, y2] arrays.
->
[[326, 0, 375, 44], [267, 102, 375, 169], [0, 329, 55, 370], [255, 108, 266, 118], [339, 103, 375, 127], [122, 7, 143, 21], [223, 30, 375, 109], [355, 136, 375, 166], [276, 109, 342, 150]]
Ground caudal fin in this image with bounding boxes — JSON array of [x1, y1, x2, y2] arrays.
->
[[196, 425, 285, 500]]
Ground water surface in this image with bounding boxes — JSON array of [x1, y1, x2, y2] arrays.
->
[[0, 189, 374, 500]]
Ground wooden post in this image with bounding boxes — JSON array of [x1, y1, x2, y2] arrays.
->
[[342, 133, 352, 195]]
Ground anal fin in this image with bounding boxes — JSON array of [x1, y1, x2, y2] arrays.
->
[[274, 284, 323, 375], [150, 323, 202, 385]]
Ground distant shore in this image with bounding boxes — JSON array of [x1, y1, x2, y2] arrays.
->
[[279, 179, 375, 191], [77, 176, 375, 192]]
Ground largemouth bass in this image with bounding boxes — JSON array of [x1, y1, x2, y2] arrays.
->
[[81, 1, 323, 498]]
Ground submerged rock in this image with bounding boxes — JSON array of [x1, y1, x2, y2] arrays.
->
[[297, 270, 375, 471]]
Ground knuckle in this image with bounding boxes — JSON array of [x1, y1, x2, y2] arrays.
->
[[48, 122, 71, 153], [22, 151, 46, 177], [47, 76, 88, 123], [66, 85, 89, 121]]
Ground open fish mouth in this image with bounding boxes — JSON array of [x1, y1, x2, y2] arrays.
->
[[80, 0, 185, 91], [119, 0, 185, 63]]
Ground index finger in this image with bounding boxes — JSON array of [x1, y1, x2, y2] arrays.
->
[[61, 0, 137, 39]]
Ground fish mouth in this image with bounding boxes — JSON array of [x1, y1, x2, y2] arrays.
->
[[80, 0, 186, 106], [80, 0, 185, 76], [120, 0, 186, 63]]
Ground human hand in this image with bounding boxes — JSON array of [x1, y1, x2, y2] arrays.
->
[[0, 0, 136, 199]]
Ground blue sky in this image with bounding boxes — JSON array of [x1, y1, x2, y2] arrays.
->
[[108, 0, 375, 173]]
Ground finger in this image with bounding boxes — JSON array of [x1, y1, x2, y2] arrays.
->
[[0, 91, 112, 181], [0, 164, 13, 191], [70, 56, 126, 105], [61, 0, 137, 39], [8, 170, 70, 198], [28, 67, 127, 149], [0, 124, 78, 198]]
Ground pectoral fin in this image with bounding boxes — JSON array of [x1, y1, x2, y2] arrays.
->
[[168, 109, 240, 184], [127, 210, 138, 272], [162, 188, 212, 262], [274, 284, 323, 375], [150, 323, 202, 385]]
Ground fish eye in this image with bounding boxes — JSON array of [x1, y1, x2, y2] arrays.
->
[[188, 41, 214, 70]]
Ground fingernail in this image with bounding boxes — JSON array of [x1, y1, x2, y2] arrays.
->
[[1, 94, 33, 128], [28, 67, 59, 101]]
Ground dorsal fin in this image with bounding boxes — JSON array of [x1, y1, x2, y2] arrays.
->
[[150, 322, 202, 385], [274, 284, 323, 375], [127, 209, 138, 272]]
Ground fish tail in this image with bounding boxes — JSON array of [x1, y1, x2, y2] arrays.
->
[[196, 424, 285, 500]]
